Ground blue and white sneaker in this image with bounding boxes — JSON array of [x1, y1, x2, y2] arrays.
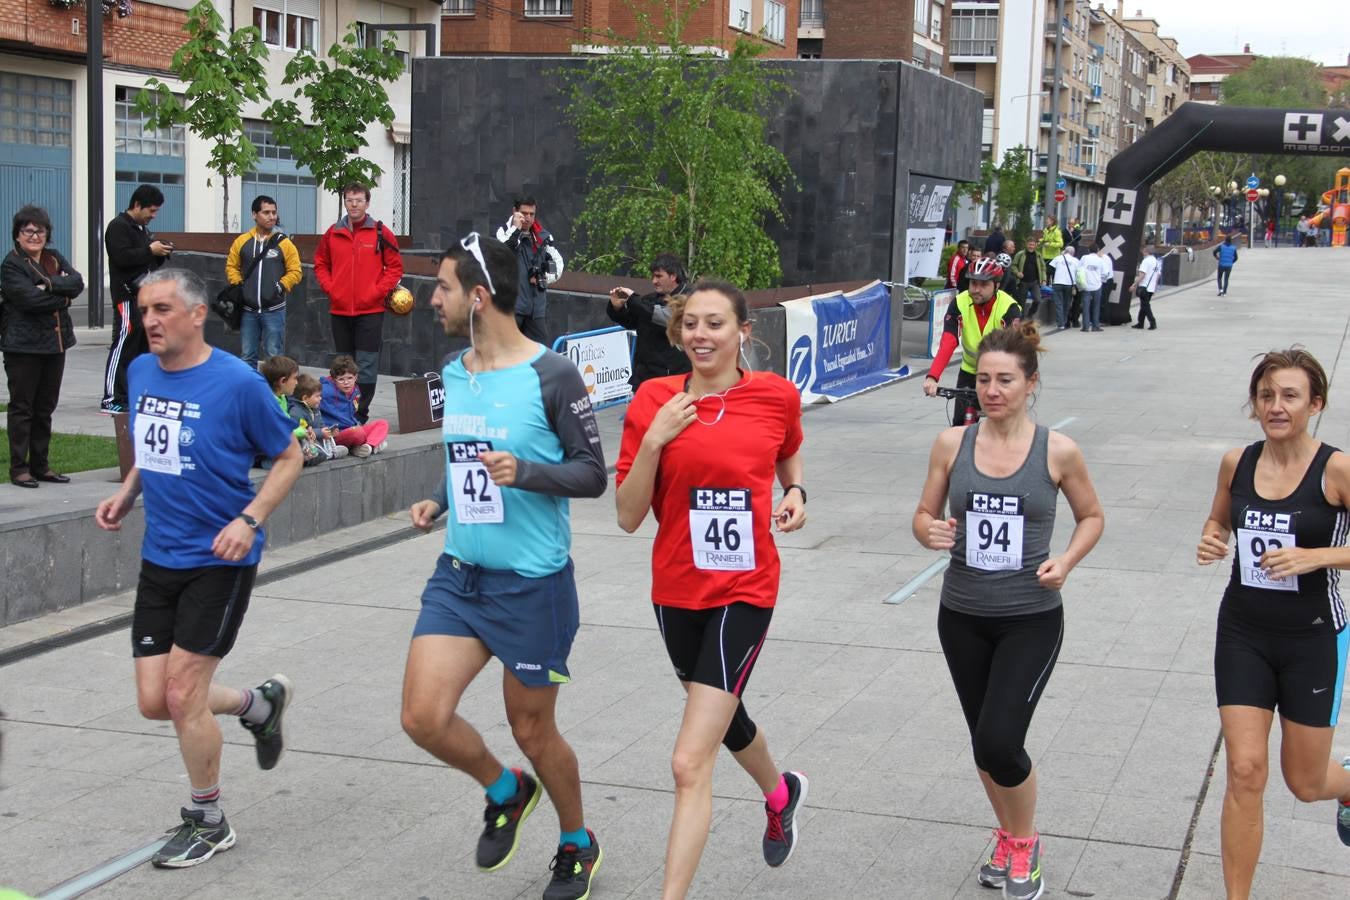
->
[[1337, 756, 1350, 847]]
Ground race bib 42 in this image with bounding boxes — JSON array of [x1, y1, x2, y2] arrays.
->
[[448, 440, 503, 525]]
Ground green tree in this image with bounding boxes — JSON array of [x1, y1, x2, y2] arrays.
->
[[562, 1, 795, 288], [1220, 56, 1328, 108], [263, 24, 405, 195], [135, 0, 270, 231], [959, 147, 1035, 244]]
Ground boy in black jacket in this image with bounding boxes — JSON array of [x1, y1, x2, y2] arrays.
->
[[101, 184, 172, 412]]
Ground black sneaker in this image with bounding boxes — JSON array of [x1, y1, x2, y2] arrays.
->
[[762, 771, 809, 867], [476, 769, 542, 871], [544, 830, 602, 900], [152, 808, 236, 868], [239, 673, 292, 771]]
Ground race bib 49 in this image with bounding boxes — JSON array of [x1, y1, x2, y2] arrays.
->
[[133, 394, 185, 476]]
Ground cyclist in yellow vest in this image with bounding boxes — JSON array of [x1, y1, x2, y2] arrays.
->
[[922, 257, 1023, 425]]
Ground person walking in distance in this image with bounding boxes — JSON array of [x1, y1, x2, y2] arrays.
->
[[913, 323, 1104, 900], [616, 279, 809, 899], [1078, 243, 1111, 332], [1213, 234, 1239, 297], [1011, 238, 1046, 322], [947, 239, 971, 290], [101, 184, 172, 413], [400, 233, 607, 900], [95, 269, 302, 868], [1196, 348, 1350, 899], [225, 195, 302, 369], [1128, 243, 1161, 330], [313, 183, 403, 422]]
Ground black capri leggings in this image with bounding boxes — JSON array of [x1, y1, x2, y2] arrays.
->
[[937, 604, 1064, 788]]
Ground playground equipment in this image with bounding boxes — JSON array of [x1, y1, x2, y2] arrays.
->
[[1306, 167, 1350, 247]]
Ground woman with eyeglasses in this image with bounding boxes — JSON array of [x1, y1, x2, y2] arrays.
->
[[615, 279, 808, 899], [0, 206, 82, 488]]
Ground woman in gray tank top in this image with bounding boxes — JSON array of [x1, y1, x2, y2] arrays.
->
[[912, 322, 1104, 900]]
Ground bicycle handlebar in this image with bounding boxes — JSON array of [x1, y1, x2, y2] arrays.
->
[[934, 386, 979, 402]]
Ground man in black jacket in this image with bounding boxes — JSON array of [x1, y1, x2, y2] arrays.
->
[[495, 197, 564, 344], [101, 185, 172, 412], [605, 254, 692, 390]]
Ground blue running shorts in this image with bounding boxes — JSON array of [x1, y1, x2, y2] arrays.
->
[[413, 553, 579, 688]]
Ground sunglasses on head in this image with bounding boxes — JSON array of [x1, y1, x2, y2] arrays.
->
[[460, 232, 496, 298]]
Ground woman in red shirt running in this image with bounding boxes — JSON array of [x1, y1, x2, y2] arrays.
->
[[616, 279, 808, 899]]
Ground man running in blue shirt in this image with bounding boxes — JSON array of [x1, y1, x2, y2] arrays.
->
[[401, 234, 607, 900], [96, 269, 303, 869]]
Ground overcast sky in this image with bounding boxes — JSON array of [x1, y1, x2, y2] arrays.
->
[[1124, 1, 1348, 67]]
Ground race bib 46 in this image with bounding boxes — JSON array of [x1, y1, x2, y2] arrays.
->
[[689, 487, 755, 571]]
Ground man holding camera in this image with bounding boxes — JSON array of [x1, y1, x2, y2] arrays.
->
[[101, 184, 173, 413], [605, 253, 691, 390], [496, 197, 564, 344]]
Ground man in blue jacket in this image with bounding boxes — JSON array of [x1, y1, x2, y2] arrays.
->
[[1213, 235, 1239, 297]]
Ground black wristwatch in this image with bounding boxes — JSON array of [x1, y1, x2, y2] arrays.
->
[[784, 484, 807, 504], [238, 513, 260, 530]]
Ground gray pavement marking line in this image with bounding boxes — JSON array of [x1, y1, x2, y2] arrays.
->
[[0, 523, 435, 668], [883, 556, 949, 605], [1167, 731, 1225, 900], [38, 837, 168, 900], [1118, 355, 1133, 362], [1051, 416, 1076, 430]]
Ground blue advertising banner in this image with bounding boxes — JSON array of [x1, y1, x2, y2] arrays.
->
[[780, 280, 906, 404]]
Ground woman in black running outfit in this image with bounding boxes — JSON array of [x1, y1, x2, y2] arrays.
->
[[1197, 348, 1350, 900]]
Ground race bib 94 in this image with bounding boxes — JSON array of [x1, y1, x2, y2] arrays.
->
[[689, 487, 755, 571], [447, 440, 503, 525], [1236, 508, 1298, 592], [965, 491, 1025, 572], [133, 394, 185, 475]]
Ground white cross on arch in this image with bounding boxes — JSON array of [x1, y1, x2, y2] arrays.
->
[[1102, 188, 1137, 225], [1334, 116, 1350, 143], [1101, 231, 1126, 260]]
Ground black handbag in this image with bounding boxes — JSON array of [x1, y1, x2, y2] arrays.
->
[[213, 235, 279, 331]]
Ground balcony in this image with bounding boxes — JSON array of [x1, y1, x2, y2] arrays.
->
[[951, 39, 997, 61], [1085, 163, 1097, 178], [1088, 83, 1102, 102], [1040, 113, 1067, 132], [799, 1, 825, 38], [1086, 123, 1100, 138], [1042, 66, 1056, 84]]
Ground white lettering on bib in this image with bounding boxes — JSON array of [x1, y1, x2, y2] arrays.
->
[[133, 394, 185, 475], [1237, 508, 1297, 592], [448, 440, 503, 525], [965, 492, 1025, 571], [689, 487, 755, 571]]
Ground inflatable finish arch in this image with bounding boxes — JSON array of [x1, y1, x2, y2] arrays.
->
[[1095, 102, 1350, 323]]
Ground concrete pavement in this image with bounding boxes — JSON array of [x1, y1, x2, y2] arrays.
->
[[3, 246, 1350, 898]]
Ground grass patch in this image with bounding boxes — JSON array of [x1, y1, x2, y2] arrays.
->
[[0, 403, 122, 474]]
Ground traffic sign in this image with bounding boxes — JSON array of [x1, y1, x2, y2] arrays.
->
[[1245, 175, 1260, 190], [1054, 189, 1067, 203], [1245, 188, 1260, 202], [1056, 177, 1067, 190]]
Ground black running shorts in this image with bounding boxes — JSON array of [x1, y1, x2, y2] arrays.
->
[[654, 602, 773, 697], [1214, 613, 1349, 728], [132, 561, 258, 659]]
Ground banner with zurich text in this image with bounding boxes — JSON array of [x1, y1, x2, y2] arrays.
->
[[780, 280, 905, 404]]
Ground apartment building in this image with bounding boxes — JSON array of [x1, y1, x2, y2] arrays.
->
[[793, 0, 948, 74], [1121, 11, 1189, 129], [1187, 47, 1258, 104], [0, 0, 437, 276], [439, 0, 799, 58]]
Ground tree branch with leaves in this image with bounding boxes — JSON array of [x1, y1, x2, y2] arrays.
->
[[562, 0, 795, 289], [135, 0, 269, 231]]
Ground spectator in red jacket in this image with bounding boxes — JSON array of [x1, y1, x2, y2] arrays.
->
[[946, 239, 970, 290], [314, 184, 403, 422]]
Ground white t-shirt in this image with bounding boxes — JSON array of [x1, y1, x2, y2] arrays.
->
[[1050, 253, 1079, 286], [1137, 254, 1161, 292], [1080, 253, 1111, 291]]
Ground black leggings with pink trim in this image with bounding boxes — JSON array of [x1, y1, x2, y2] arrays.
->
[[654, 602, 774, 752]]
